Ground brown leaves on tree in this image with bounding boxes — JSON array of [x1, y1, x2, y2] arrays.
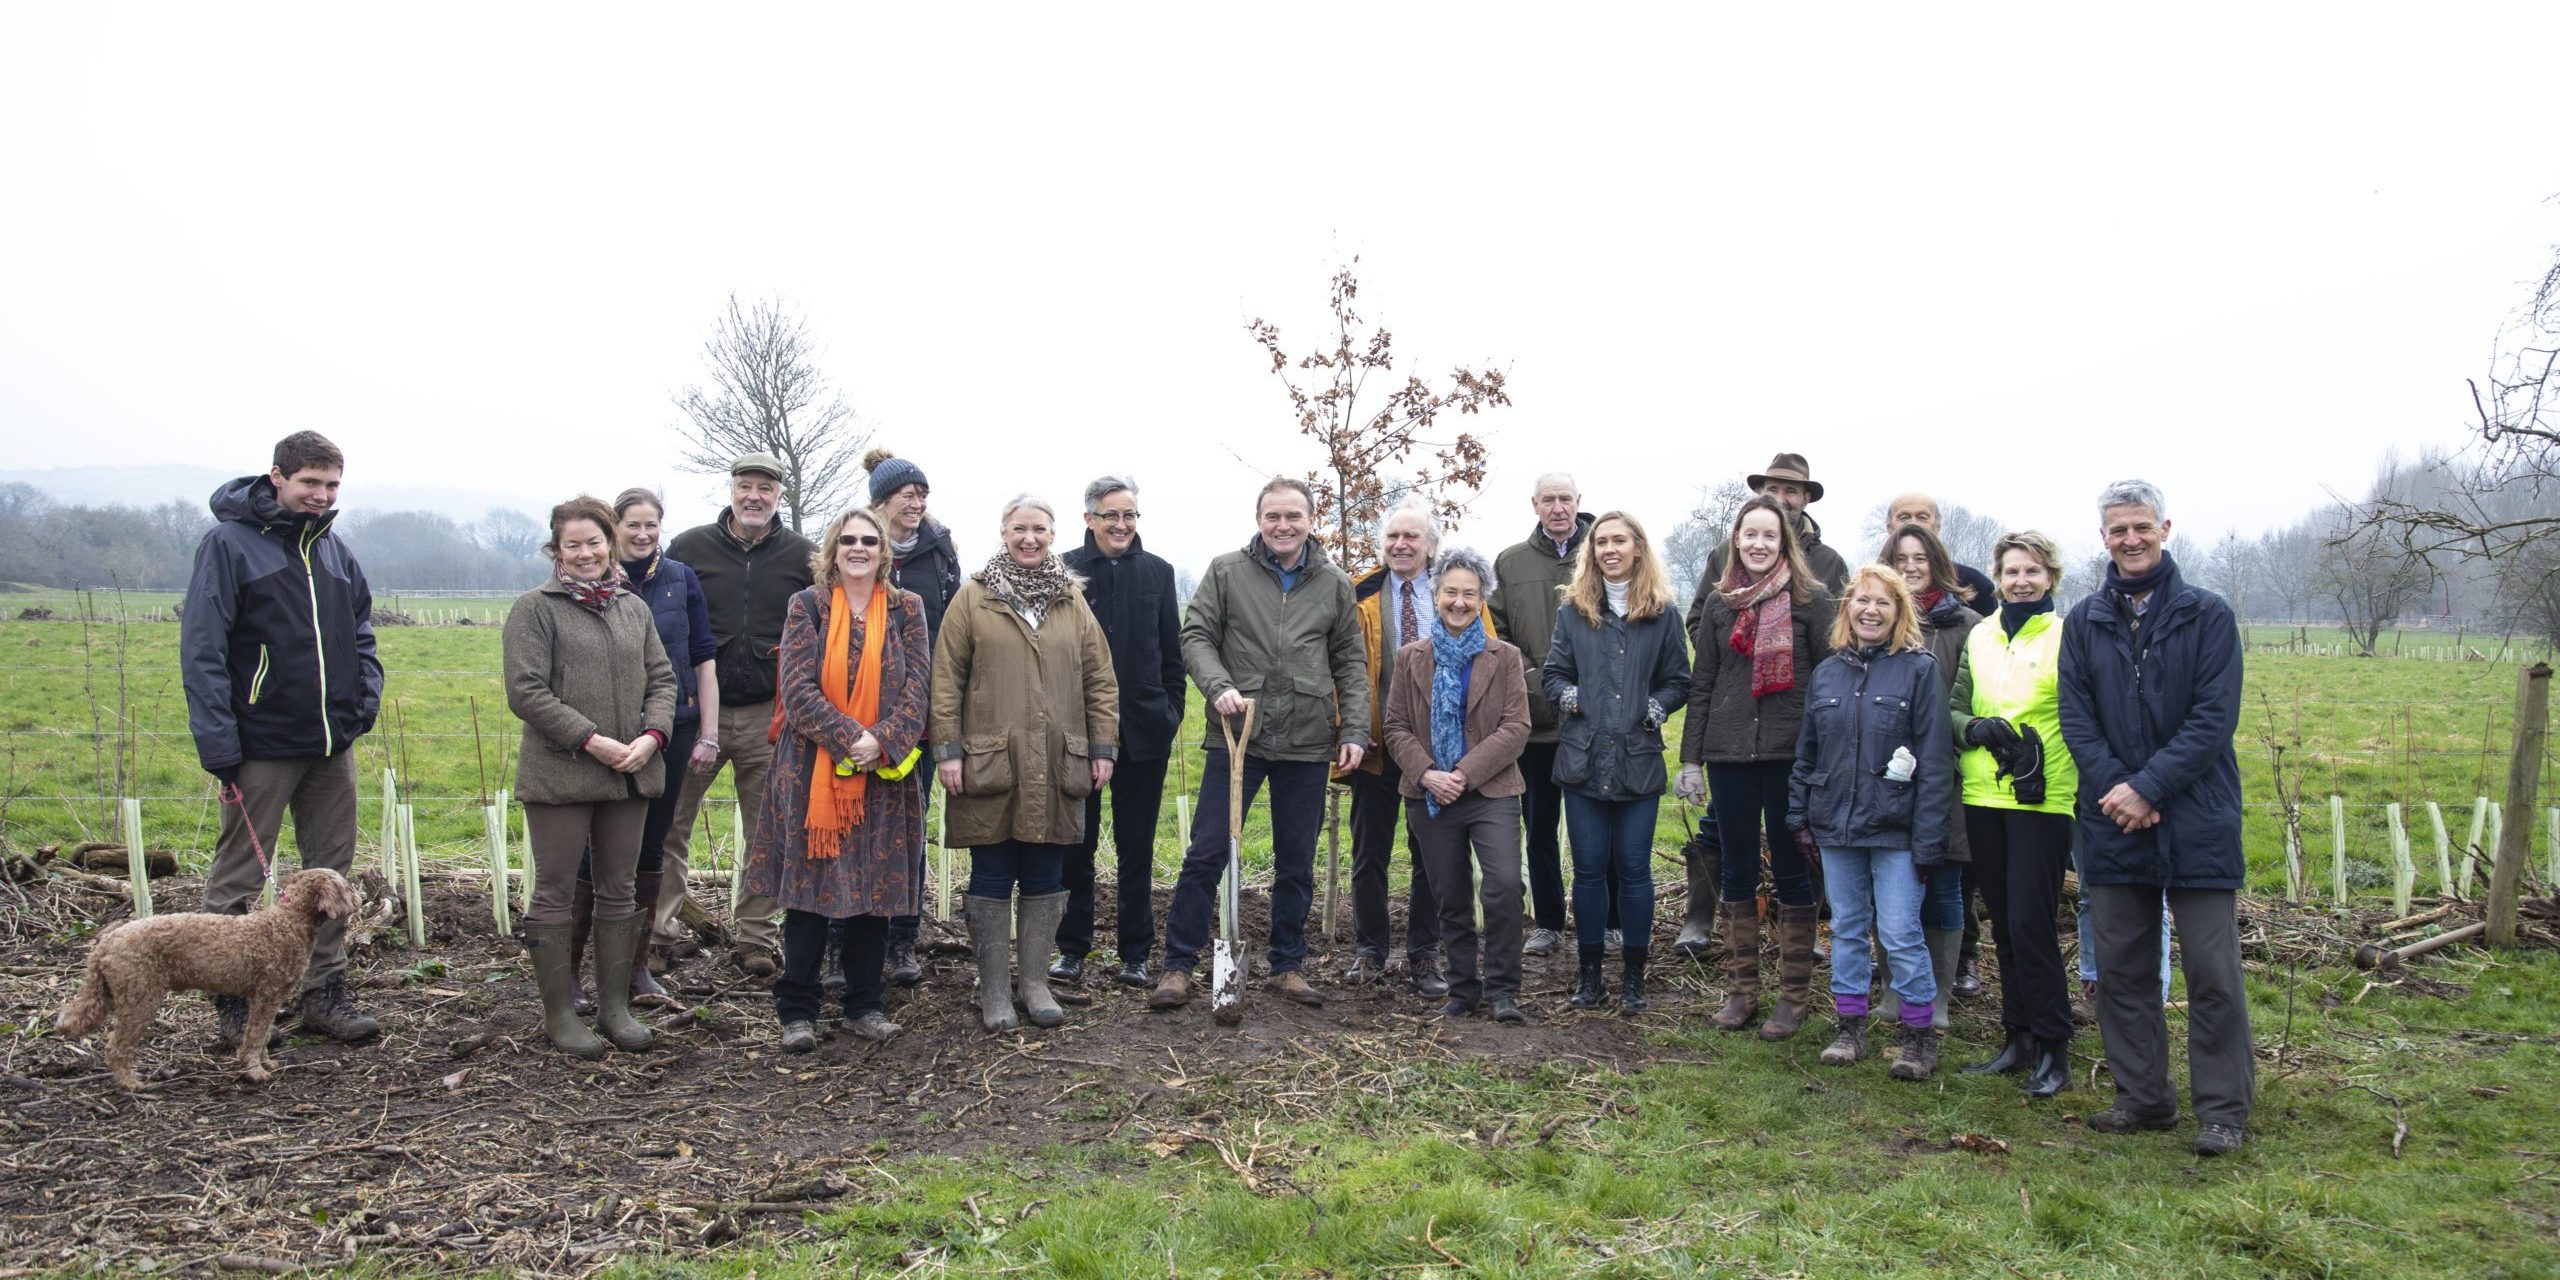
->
[[1246, 259, 1509, 576]]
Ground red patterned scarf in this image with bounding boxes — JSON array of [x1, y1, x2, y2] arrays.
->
[[1721, 563, 1797, 699], [557, 567, 630, 614]]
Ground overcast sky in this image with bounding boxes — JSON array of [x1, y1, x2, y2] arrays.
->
[[4, 5, 2555, 577]]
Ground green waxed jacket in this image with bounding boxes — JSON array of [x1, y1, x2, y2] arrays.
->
[[1180, 536, 1370, 763]]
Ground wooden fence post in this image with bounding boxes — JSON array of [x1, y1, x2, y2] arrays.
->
[[2486, 663, 2551, 949]]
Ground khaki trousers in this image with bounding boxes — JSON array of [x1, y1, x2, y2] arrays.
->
[[204, 752, 359, 994], [649, 698, 782, 953]]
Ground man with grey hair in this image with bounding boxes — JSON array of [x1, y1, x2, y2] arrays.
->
[[1487, 471, 1599, 957], [1053, 475, 1186, 989], [1340, 496, 1449, 994], [2058, 478, 2254, 1156]]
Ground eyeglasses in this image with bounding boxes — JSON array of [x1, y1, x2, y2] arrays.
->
[[837, 535, 882, 548], [1093, 510, 1140, 525]]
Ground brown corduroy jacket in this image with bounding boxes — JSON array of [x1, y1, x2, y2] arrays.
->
[[1381, 637, 1532, 801]]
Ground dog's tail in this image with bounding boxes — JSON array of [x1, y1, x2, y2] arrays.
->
[[53, 944, 113, 1040]]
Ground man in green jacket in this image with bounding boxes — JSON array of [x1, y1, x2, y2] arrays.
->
[[1486, 472, 1595, 958], [1150, 478, 1370, 1012]]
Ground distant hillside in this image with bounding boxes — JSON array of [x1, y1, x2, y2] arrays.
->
[[0, 463, 551, 520]]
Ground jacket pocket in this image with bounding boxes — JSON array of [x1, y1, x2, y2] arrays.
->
[[1229, 674, 1280, 750], [960, 733, 1015, 797], [1294, 672, 1339, 746], [1552, 720, 1595, 787], [1619, 731, 1668, 795], [1876, 773, 1917, 826], [1058, 732, 1096, 799]]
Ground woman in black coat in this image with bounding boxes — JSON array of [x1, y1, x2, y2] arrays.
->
[[1540, 512, 1690, 1016], [1677, 496, 1836, 1040]]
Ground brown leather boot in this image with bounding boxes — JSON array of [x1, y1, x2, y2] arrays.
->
[[568, 873, 596, 1017], [628, 869, 674, 1006], [1709, 900, 1761, 1031], [1760, 903, 1818, 1041]]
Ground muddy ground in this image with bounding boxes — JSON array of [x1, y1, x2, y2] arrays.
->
[[6, 852, 2531, 1277], [1, 865, 1706, 1276]]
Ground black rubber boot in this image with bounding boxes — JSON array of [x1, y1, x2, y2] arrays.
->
[[1963, 1028, 2035, 1075], [2022, 1037, 2071, 1098]]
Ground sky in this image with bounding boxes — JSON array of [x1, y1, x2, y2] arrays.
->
[[3, 4, 2556, 579]]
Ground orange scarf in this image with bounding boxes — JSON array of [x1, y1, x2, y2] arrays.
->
[[804, 580, 888, 857]]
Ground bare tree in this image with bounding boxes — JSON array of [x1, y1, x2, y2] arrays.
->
[[2361, 245, 2560, 643], [2202, 529, 2262, 621], [473, 507, 543, 560], [1664, 480, 1752, 607], [1246, 260, 1508, 575], [672, 293, 869, 533], [2316, 503, 2433, 655]]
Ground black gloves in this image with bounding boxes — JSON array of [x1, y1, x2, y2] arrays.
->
[[1965, 717, 2022, 752], [209, 763, 242, 790], [1791, 826, 1820, 862], [1995, 725, 2047, 807]]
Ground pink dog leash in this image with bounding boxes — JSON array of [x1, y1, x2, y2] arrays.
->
[[219, 782, 277, 897]]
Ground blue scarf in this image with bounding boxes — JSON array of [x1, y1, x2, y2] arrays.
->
[[1425, 613, 1487, 815]]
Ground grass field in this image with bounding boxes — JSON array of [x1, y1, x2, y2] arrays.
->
[[5, 613, 2560, 1276]]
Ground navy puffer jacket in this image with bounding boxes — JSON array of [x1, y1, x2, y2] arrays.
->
[[182, 476, 383, 770], [2057, 561, 2246, 890], [1787, 645, 1954, 864]]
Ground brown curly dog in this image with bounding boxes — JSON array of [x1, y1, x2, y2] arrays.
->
[[55, 867, 361, 1089]]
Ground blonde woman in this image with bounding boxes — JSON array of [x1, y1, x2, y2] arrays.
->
[[1787, 565, 1954, 1080], [1948, 530, 2080, 1099], [931, 494, 1120, 1033], [1538, 512, 1690, 1016], [740, 507, 931, 1049]]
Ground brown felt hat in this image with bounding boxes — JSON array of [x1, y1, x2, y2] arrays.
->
[[1746, 452, 1824, 502]]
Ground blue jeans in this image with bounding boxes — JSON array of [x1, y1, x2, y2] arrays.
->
[[1163, 751, 1327, 975], [1921, 861, 1966, 932], [2076, 891, 2172, 1000], [968, 839, 1067, 898], [1821, 845, 1934, 1022], [1561, 791, 1657, 950]]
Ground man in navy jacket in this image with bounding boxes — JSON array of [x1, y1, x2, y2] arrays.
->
[[182, 431, 384, 1048], [2057, 478, 2254, 1157], [1051, 475, 1187, 989]]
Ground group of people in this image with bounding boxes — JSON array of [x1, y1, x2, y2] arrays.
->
[[181, 434, 2254, 1157]]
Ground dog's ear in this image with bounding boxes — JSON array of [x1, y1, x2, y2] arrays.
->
[[324, 878, 358, 920]]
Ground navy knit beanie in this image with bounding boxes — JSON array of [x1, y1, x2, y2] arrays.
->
[[867, 455, 928, 504]]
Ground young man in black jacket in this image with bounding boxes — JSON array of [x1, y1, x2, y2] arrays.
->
[[1050, 475, 1187, 989], [182, 431, 384, 1046]]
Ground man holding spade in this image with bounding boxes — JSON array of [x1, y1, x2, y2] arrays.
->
[[1151, 478, 1370, 1013]]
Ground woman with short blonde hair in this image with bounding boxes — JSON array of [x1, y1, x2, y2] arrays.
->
[[1790, 564, 1955, 1079]]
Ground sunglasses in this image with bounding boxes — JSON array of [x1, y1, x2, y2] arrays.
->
[[837, 534, 882, 548]]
